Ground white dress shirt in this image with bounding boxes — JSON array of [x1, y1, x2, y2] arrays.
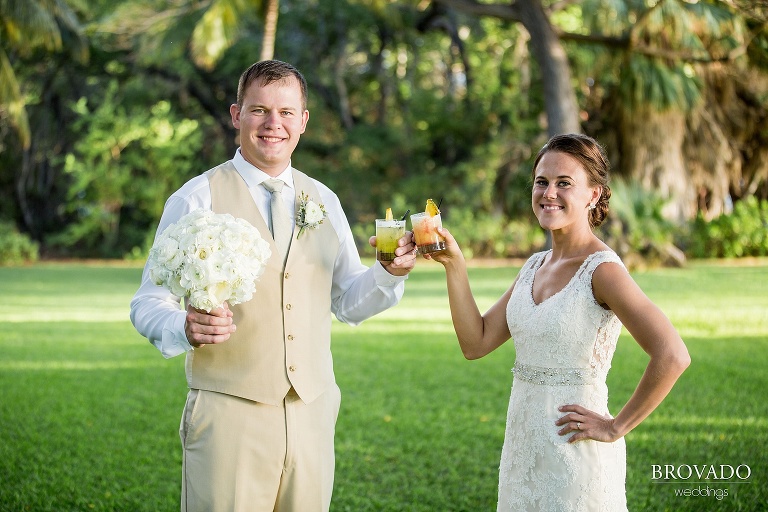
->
[[130, 149, 407, 358]]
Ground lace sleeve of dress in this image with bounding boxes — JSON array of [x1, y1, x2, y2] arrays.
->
[[584, 250, 625, 280], [584, 251, 626, 372]]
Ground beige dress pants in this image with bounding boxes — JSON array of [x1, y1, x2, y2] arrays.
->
[[179, 385, 342, 512]]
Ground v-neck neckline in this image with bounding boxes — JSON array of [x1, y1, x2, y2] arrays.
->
[[529, 250, 603, 306]]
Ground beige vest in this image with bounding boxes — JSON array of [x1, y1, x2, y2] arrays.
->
[[185, 161, 340, 406]]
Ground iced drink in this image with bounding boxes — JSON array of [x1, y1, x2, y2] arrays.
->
[[410, 212, 446, 254], [376, 219, 406, 261]]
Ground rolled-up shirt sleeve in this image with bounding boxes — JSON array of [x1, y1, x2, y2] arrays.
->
[[129, 180, 210, 358], [130, 270, 191, 358], [327, 192, 407, 325]]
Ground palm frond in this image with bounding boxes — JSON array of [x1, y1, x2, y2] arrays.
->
[[1, 0, 63, 52], [0, 49, 30, 148], [190, 0, 261, 70], [621, 54, 702, 110]]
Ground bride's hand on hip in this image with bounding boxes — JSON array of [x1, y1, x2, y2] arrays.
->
[[556, 404, 621, 444]]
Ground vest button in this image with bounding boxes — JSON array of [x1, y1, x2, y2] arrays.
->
[[286, 303, 292, 310], [289, 365, 296, 372], [284, 272, 290, 279], [287, 334, 294, 341]]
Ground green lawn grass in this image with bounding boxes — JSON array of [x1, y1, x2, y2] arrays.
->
[[0, 259, 766, 511]]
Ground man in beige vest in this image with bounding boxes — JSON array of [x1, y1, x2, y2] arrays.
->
[[130, 60, 417, 511]]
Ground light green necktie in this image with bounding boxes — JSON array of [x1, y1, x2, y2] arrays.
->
[[262, 179, 292, 266]]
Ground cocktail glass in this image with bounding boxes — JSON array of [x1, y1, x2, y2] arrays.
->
[[410, 212, 446, 255], [375, 219, 406, 262]]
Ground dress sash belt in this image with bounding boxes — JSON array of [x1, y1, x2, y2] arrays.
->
[[512, 362, 602, 386]]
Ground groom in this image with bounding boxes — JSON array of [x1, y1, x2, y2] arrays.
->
[[130, 59, 417, 511]]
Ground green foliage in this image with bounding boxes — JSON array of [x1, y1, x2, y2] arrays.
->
[[687, 196, 768, 258], [600, 187, 768, 263], [49, 80, 206, 258], [438, 206, 546, 259], [1, 261, 767, 510], [285, 7, 545, 259], [1, 0, 767, 264], [0, 221, 39, 265], [597, 178, 684, 266], [189, 0, 253, 70], [578, 0, 746, 112], [0, 0, 87, 148]]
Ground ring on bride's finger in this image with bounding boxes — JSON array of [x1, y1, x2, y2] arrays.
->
[[576, 422, 581, 430]]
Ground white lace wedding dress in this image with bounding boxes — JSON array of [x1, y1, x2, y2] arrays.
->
[[498, 250, 628, 511]]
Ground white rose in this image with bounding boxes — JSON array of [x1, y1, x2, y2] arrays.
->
[[166, 274, 186, 297], [189, 288, 217, 312], [221, 226, 245, 251], [180, 259, 209, 292], [249, 237, 271, 261], [148, 264, 169, 287], [304, 201, 324, 224], [188, 209, 212, 228], [152, 236, 183, 270], [198, 225, 220, 248], [220, 257, 240, 282], [175, 231, 196, 252], [194, 243, 217, 262], [207, 280, 233, 308]]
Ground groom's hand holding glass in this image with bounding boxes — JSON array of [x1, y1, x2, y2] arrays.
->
[[368, 232, 417, 275]]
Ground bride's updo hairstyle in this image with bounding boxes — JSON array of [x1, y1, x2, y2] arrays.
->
[[531, 133, 611, 228]]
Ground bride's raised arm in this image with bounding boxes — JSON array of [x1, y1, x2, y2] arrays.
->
[[426, 226, 516, 360]]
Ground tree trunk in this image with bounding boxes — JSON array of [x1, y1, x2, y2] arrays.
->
[[618, 65, 768, 223], [685, 65, 768, 218], [259, 0, 279, 61], [16, 146, 36, 236], [516, 0, 581, 136], [437, 0, 581, 136], [684, 100, 736, 219], [619, 106, 695, 222]]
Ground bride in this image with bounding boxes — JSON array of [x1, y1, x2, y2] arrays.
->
[[427, 133, 690, 511]]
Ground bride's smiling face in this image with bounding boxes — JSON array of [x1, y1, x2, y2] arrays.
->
[[532, 151, 601, 233]]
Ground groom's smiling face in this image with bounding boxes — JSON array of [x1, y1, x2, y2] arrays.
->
[[230, 77, 309, 177]]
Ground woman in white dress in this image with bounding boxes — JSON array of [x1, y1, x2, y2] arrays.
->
[[427, 133, 691, 511]]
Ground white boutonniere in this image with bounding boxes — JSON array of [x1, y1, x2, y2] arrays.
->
[[296, 191, 328, 239]]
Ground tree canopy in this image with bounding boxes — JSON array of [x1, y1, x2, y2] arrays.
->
[[1, 0, 766, 260]]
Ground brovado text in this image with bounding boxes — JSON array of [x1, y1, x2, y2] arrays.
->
[[652, 464, 751, 481]]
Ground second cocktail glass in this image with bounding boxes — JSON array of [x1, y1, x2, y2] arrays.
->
[[410, 211, 446, 255]]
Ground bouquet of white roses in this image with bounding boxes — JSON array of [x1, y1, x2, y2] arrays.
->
[[147, 209, 272, 312]]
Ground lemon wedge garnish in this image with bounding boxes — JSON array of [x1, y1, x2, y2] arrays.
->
[[385, 208, 394, 221], [425, 199, 440, 217]]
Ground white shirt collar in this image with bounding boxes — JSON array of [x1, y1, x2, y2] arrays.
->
[[232, 148, 294, 191]]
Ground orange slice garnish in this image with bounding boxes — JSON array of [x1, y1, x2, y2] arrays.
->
[[425, 199, 440, 217]]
